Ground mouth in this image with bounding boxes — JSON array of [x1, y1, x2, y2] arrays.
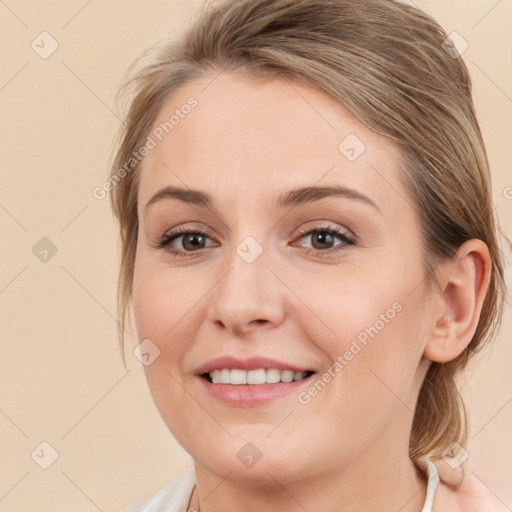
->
[[202, 369, 316, 385], [195, 355, 317, 406]]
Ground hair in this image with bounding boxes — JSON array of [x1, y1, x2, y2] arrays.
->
[[108, 0, 508, 465]]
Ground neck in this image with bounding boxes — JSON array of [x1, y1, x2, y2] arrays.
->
[[190, 450, 428, 512]]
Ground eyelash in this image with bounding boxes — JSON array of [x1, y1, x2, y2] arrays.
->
[[155, 224, 356, 259]]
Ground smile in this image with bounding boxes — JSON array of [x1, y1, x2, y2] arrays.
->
[[205, 368, 315, 385], [195, 355, 317, 406]]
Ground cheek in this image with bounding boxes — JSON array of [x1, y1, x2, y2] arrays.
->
[[132, 250, 212, 366], [132, 255, 205, 441], [295, 261, 427, 396], [291, 263, 407, 351]]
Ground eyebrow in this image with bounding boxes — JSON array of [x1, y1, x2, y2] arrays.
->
[[144, 184, 379, 212]]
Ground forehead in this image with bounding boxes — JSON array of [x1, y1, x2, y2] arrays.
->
[[138, 72, 406, 216]]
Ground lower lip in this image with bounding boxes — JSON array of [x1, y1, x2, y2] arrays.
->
[[198, 375, 314, 406]]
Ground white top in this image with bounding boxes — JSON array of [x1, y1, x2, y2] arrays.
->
[[122, 459, 440, 512]]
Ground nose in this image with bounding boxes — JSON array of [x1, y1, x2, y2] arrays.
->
[[206, 243, 286, 337]]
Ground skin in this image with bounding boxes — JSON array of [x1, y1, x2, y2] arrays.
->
[[132, 73, 490, 512]]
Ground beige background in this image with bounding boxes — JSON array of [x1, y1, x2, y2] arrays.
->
[[1, 1, 511, 510]]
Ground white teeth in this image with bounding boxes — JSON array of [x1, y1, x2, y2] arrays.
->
[[230, 369, 247, 385], [266, 368, 281, 384], [280, 370, 294, 383], [207, 368, 310, 385], [247, 369, 266, 385]]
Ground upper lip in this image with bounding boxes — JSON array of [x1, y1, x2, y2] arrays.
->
[[195, 356, 315, 375]]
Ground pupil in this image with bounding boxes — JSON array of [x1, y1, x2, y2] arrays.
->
[[184, 234, 204, 250], [313, 232, 333, 249]]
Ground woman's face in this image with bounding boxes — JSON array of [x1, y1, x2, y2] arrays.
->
[[132, 73, 435, 483]]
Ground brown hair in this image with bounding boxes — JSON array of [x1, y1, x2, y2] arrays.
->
[[108, 0, 507, 464]]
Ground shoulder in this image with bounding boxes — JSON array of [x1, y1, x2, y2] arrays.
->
[[431, 460, 511, 512], [121, 471, 196, 512]]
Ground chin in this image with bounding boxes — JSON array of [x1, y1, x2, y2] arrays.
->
[[187, 431, 317, 486]]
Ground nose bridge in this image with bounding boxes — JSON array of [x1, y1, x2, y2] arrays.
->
[[207, 235, 285, 333]]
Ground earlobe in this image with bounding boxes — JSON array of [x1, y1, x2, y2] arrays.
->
[[423, 239, 491, 363]]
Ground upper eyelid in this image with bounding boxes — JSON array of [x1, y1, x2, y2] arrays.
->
[[166, 218, 349, 233], [164, 223, 348, 238]]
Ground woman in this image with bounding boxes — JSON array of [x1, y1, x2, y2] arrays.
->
[[109, 0, 510, 510]]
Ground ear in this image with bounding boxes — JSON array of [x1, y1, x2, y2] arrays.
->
[[423, 239, 492, 363]]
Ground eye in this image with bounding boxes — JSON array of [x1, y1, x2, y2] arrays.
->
[[155, 228, 215, 257], [154, 223, 355, 259], [294, 224, 355, 254]]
